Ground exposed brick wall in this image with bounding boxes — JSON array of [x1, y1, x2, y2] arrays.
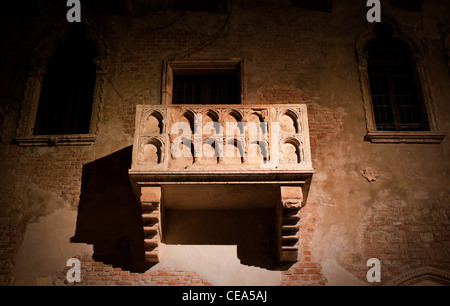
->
[[342, 200, 450, 284], [117, 101, 137, 137], [0, 191, 22, 286], [1, 146, 92, 206], [59, 255, 212, 286], [115, 91, 152, 137], [280, 202, 327, 286], [281, 262, 326, 286], [0, 146, 93, 285]]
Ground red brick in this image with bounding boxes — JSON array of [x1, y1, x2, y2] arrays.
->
[[116, 281, 133, 286], [305, 268, 321, 274]]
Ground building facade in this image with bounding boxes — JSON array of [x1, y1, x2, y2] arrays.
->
[[0, 0, 449, 286]]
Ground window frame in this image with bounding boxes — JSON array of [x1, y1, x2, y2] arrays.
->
[[15, 24, 108, 147], [365, 38, 429, 132], [356, 22, 445, 144], [162, 58, 245, 106]]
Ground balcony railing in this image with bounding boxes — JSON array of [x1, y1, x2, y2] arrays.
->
[[130, 104, 312, 174]]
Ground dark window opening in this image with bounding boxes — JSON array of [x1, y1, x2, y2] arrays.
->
[[173, 73, 239, 105], [173, 0, 229, 13], [389, 0, 423, 12], [82, 0, 123, 15], [34, 25, 98, 136], [0, 1, 40, 17], [290, 0, 333, 13], [365, 23, 428, 132]]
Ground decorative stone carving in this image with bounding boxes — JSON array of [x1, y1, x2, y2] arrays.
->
[[141, 111, 164, 135], [384, 267, 450, 286], [280, 113, 297, 134], [140, 138, 163, 164], [130, 104, 312, 171], [361, 167, 379, 182], [129, 104, 314, 264]]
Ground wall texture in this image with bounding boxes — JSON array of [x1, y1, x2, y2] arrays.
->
[[0, 0, 449, 286]]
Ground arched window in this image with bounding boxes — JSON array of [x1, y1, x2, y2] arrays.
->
[[356, 21, 445, 143], [34, 25, 98, 135], [365, 23, 427, 132]]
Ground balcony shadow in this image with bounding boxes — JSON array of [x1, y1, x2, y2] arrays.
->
[[70, 146, 153, 272], [70, 146, 296, 272]]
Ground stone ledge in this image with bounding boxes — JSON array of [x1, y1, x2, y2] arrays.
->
[[365, 131, 446, 144], [16, 135, 96, 146], [129, 169, 314, 186]]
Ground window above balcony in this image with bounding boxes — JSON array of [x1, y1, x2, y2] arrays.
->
[[162, 59, 244, 105]]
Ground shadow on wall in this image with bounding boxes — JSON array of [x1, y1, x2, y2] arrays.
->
[[70, 146, 292, 272], [70, 146, 153, 273]]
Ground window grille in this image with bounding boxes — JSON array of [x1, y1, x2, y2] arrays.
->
[[365, 23, 428, 132], [173, 75, 238, 105]]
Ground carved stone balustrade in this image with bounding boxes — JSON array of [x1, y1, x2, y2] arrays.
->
[[128, 104, 314, 263]]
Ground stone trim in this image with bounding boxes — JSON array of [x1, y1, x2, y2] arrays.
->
[[384, 267, 450, 286], [15, 64, 107, 147], [365, 131, 446, 144], [15, 21, 109, 147]]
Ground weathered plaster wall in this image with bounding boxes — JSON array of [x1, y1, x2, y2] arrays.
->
[[12, 207, 92, 285], [0, 0, 449, 286]]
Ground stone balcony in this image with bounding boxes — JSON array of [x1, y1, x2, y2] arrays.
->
[[128, 104, 314, 264]]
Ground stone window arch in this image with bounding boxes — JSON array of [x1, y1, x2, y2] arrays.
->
[[16, 21, 109, 146], [356, 19, 445, 144], [384, 267, 450, 286]]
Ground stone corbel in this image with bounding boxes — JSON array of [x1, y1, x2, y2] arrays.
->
[[279, 186, 303, 262], [140, 186, 164, 263]]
